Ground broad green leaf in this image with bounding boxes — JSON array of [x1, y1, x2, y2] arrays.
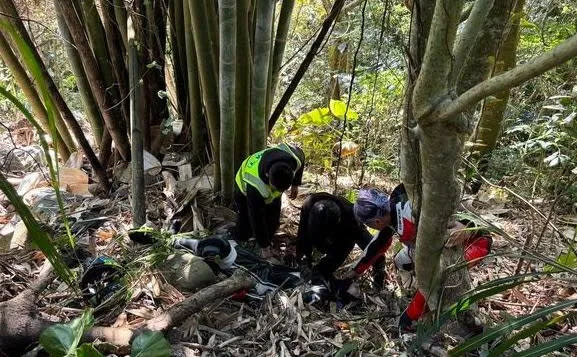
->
[[39, 310, 94, 357], [509, 334, 577, 357], [76, 344, 104, 357], [449, 299, 577, 356], [131, 331, 171, 357], [334, 342, 358, 357], [488, 314, 568, 357], [329, 99, 359, 120], [40, 325, 75, 357], [297, 107, 331, 125]]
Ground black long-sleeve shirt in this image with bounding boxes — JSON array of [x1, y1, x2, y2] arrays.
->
[[296, 193, 372, 279], [246, 145, 306, 246]]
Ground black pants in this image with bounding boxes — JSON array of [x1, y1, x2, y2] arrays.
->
[[233, 187, 281, 247]]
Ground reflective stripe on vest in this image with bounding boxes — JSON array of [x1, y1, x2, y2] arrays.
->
[[235, 144, 301, 204]]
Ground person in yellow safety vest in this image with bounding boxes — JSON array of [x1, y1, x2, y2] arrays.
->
[[234, 143, 305, 260]]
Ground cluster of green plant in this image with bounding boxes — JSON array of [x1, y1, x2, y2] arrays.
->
[[491, 94, 577, 208]]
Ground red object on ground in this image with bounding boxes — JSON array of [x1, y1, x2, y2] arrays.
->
[[231, 289, 249, 300], [406, 290, 427, 321], [464, 235, 492, 268]]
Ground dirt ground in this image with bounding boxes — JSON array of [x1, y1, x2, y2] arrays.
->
[[1, 121, 576, 356]]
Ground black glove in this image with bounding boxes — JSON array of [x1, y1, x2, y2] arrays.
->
[[398, 311, 416, 332], [372, 269, 385, 289]]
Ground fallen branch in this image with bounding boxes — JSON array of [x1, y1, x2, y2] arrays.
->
[[86, 270, 255, 345]]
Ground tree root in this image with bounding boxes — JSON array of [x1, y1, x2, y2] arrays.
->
[[0, 270, 255, 355]]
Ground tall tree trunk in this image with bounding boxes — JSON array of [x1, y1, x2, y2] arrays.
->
[[100, 0, 130, 137], [188, 0, 221, 190], [183, 0, 205, 164], [469, 0, 525, 193], [234, 0, 252, 170], [145, 0, 169, 128], [128, 15, 146, 227], [169, 0, 188, 127], [56, 0, 131, 161], [411, 0, 465, 309], [251, 0, 275, 151], [219, 0, 237, 203], [269, 0, 294, 111], [54, 7, 104, 145], [113, 0, 128, 48], [0, 33, 71, 158], [0, 0, 110, 190], [80, 0, 130, 129]]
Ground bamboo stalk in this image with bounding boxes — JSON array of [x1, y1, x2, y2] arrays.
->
[[169, 0, 188, 123], [113, 0, 128, 49], [234, 0, 252, 171], [128, 14, 146, 227], [250, 0, 275, 151], [183, 0, 205, 162], [80, 0, 129, 129], [269, 0, 295, 111], [219, 0, 237, 203], [0, 32, 71, 158], [145, 0, 169, 140], [55, 7, 104, 145], [188, 0, 221, 190], [100, 0, 130, 137], [56, 0, 131, 161]]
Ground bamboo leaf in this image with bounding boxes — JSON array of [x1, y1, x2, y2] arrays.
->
[[0, 22, 75, 245], [508, 334, 577, 357], [449, 299, 577, 356], [488, 313, 569, 357]]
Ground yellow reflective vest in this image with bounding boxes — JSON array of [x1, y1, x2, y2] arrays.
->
[[235, 143, 302, 204]]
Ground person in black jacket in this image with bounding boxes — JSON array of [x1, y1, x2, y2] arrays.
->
[[296, 192, 385, 288], [234, 143, 305, 260]]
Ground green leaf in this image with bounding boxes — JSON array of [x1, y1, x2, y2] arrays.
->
[[509, 334, 577, 357], [131, 331, 171, 357], [329, 99, 359, 120], [297, 107, 332, 125], [40, 325, 76, 357], [545, 251, 577, 272], [449, 299, 577, 356], [39, 310, 94, 357], [0, 170, 74, 284], [334, 342, 358, 357], [76, 344, 104, 357], [488, 313, 568, 357]]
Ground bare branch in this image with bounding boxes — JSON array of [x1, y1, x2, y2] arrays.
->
[[451, 0, 495, 87], [437, 33, 577, 122]]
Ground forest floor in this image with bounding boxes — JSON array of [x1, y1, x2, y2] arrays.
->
[[1, 121, 577, 356]]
